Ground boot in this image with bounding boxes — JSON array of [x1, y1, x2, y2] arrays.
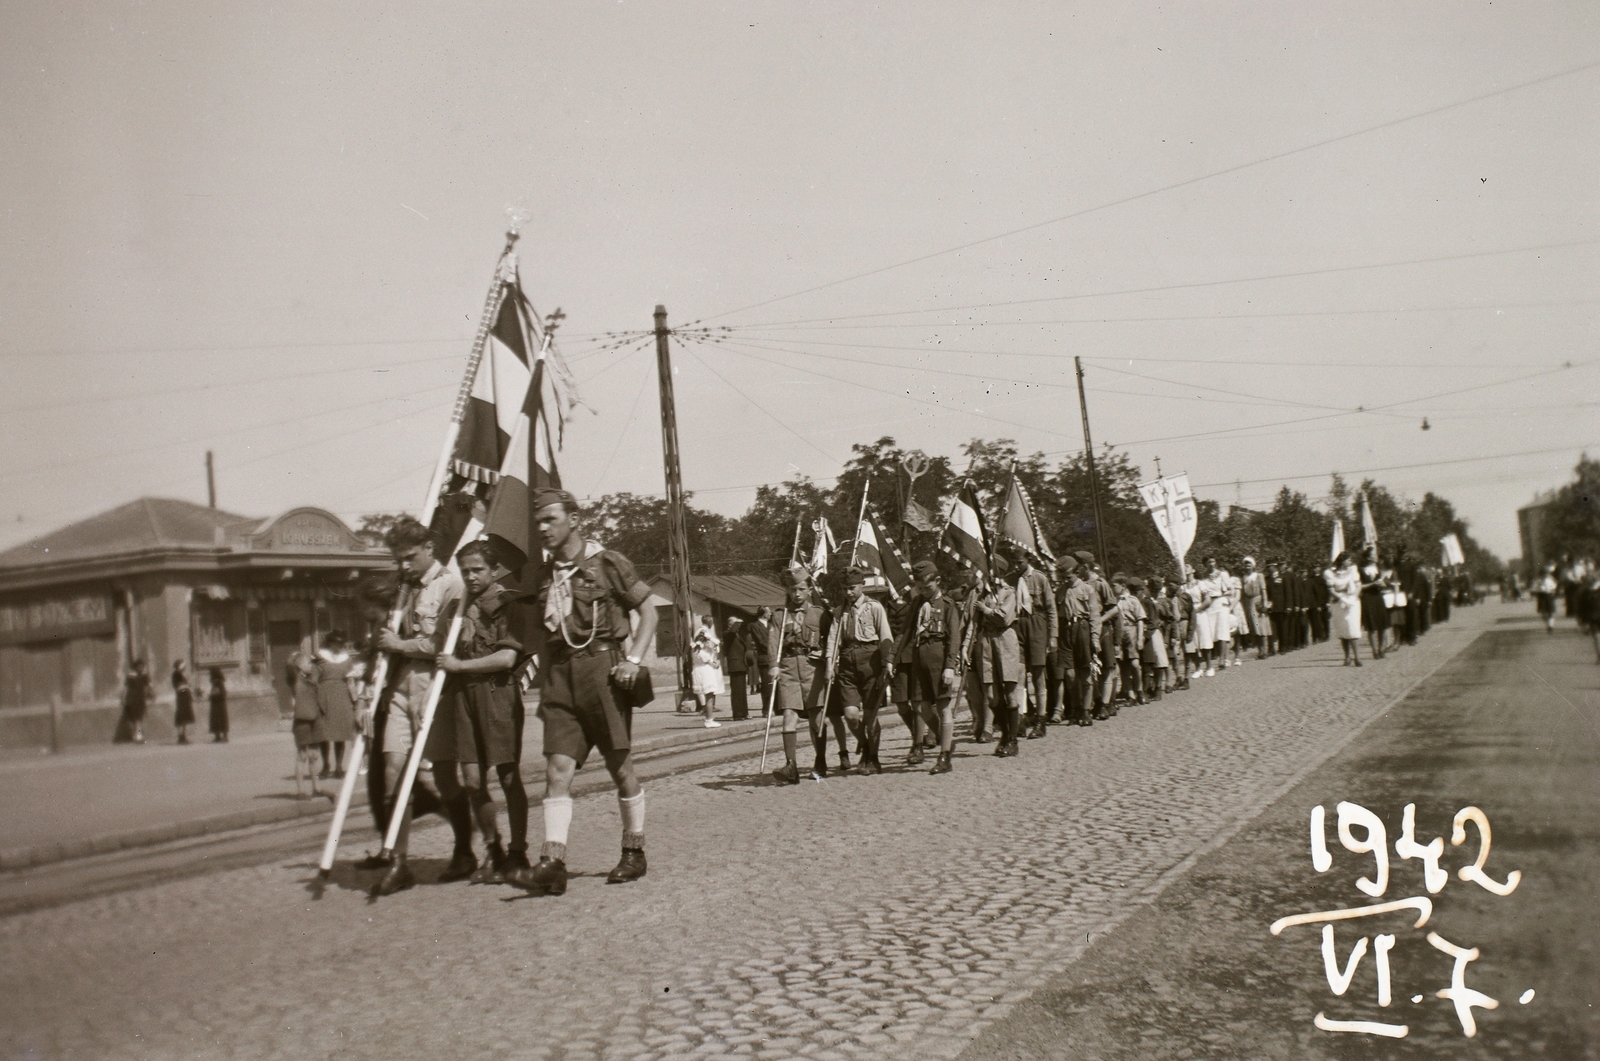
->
[[929, 750, 952, 775], [773, 761, 801, 785], [606, 848, 647, 885], [471, 841, 508, 884], [371, 857, 416, 897], [837, 751, 852, 772], [907, 744, 926, 766], [507, 855, 567, 896], [437, 848, 478, 883]]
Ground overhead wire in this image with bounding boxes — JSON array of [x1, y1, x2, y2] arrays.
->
[[697, 57, 1600, 323], [588, 347, 657, 495], [674, 337, 842, 465]]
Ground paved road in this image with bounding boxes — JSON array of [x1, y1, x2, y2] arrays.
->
[[963, 610, 1599, 1060], [2, 603, 1573, 1061]]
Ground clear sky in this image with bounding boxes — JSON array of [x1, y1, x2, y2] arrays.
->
[[2, 1, 1595, 560]]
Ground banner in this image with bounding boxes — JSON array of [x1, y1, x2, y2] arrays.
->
[[1440, 533, 1465, 567], [1331, 519, 1346, 564], [1138, 474, 1197, 572]]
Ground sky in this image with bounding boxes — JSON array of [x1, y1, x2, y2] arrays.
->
[[1, 0, 1596, 561]]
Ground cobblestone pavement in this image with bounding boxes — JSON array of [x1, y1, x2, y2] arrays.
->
[[963, 612, 1599, 1059], [0, 607, 1499, 1061]]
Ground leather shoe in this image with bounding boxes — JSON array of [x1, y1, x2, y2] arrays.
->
[[773, 761, 801, 785], [906, 745, 925, 766], [356, 851, 393, 871], [837, 753, 852, 772], [929, 751, 952, 775], [858, 758, 882, 775], [370, 860, 415, 897], [471, 842, 508, 884], [606, 848, 647, 884], [508, 856, 567, 896], [971, 731, 992, 744], [437, 850, 478, 883]]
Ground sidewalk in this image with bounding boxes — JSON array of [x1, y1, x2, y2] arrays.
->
[[0, 688, 775, 870]]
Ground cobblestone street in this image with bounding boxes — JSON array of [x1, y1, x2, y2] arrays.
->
[[0, 606, 1516, 1060]]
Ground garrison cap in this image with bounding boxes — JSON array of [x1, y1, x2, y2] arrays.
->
[[1055, 555, 1079, 574], [1073, 550, 1096, 565], [532, 487, 580, 513], [912, 560, 940, 582], [845, 566, 869, 587], [782, 560, 811, 587]]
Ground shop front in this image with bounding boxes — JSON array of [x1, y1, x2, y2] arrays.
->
[[0, 498, 393, 751]]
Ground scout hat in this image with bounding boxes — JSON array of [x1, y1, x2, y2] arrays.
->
[[912, 560, 939, 582]]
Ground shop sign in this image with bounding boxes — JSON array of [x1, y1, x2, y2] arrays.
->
[[0, 593, 116, 645]]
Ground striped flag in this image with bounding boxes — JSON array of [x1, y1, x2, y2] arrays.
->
[[808, 517, 836, 578], [481, 330, 564, 578], [426, 261, 535, 555], [939, 480, 991, 586], [997, 473, 1055, 567], [1359, 492, 1378, 553], [860, 506, 913, 601]]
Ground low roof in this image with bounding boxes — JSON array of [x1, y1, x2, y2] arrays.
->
[[0, 497, 387, 593], [647, 573, 786, 613]]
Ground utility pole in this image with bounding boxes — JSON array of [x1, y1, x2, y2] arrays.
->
[[1074, 357, 1110, 566], [205, 450, 217, 509], [654, 306, 694, 699]]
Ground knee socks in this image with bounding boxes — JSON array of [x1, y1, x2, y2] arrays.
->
[[619, 791, 646, 851], [541, 795, 573, 861]]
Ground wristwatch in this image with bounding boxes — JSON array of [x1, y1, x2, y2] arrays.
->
[[624, 654, 642, 665]]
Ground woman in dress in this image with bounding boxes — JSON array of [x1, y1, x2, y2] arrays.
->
[[1200, 559, 1232, 676], [207, 668, 229, 742], [1325, 552, 1364, 666], [1358, 549, 1391, 660], [1239, 556, 1269, 660], [115, 659, 152, 744], [314, 631, 357, 777], [1184, 567, 1215, 677], [690, 614, 725, 728], [171, 660, 196, 744], [1225, 566, 1248, 667]]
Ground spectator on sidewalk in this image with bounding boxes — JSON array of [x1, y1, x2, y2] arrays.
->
[[691, 614, 725, 728], [171, 660, 196, 745], [114, 659, 152, 744], [314, 631, 357, 777], [207, 668, 229, 743], [1326, 552, 1364, 667], [289, 650, 325, 800], [722, 616, 755, 721]]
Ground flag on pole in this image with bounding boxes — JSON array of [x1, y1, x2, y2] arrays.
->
[[997, 473, 1056, 567], [1331, 519, 1345, 563], [808, 517, 836, 577], [860, 506, 913, 601], [939, 480, 991, 585], [1359, 492, 1378, 554]]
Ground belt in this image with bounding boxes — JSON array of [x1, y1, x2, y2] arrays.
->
[[543, 638, 622, 662]]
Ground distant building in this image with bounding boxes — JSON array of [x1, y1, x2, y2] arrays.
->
[[645, 573, 786, 657], [0, 498, 391, 750]]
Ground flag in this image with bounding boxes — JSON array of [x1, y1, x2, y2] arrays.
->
[[860, 506, 913, 601], [479, 296, 566, 578], [939, 480, 991, 585], [901, 498, 936, 534], [1330, 518, 1346, 563], [426, 259, 535, 555], [997, 473, 1055, 567], [1359, 492, 1378, 553], [808, 518, 836, 577]]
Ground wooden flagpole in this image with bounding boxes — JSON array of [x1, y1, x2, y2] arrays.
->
[[759, 516, 806, 771], [318, 231, 520, 878]]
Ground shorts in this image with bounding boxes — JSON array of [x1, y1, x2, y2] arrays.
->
[[836, 644, 882, 710], [427, 677, 523, 767], [1014, 611, 1051, 667], [540, 647, 633, 766], [905, 641, 951, 702], [383, 667, 433, 758], [774, 654, 820, 716], [890, 663, 911, 704]]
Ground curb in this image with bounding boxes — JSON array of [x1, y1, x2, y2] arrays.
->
[[0, 714, 780, 873]]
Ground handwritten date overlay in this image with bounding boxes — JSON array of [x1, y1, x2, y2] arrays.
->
[[1270, 803, 1530, 1039]]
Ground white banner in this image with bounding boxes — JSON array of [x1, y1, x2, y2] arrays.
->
[[1140, 474, 1197, 571], [1440, 533, 1465, 567]]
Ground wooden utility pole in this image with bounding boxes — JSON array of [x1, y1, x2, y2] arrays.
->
[[1074, 357, 1110, 566], [205, 450, 216, 509], [654, 306, 695, 698]]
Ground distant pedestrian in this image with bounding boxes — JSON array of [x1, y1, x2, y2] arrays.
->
[[1533, 563, 1559, 633], [1325, 552, 1363, 666], [721, 616, 754, 721], [115, 659, 152, 744], [691, 614, 725, 728], [290, 650, 325, 799], [1359, 550, 1390, 660], [314, 631, 357, 776], [171, 660, 196, 744], [1239, 557, 1269, 660], [207, 667, 229, 742]]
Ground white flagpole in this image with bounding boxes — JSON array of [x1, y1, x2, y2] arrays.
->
[[318, 231, 520, 879]]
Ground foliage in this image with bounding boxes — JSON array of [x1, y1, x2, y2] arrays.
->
[[354, 512, 411, 548], [1536, 454, 1600, 564]]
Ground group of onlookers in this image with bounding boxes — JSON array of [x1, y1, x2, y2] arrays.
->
[[115, 659, 229, 746]]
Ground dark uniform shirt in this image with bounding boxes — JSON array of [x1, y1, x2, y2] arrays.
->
[[532, 540, 652, 652]]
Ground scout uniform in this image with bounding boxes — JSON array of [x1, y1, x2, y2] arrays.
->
[[1055, 558, 1101, 725]]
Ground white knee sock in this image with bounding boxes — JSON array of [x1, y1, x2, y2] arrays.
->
[[619, 792, 646, 849], [541, 796, 573, 860]]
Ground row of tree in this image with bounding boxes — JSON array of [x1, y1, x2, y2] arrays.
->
[[573, 436, 1504, 585], [1528, 454, 1600, 567]]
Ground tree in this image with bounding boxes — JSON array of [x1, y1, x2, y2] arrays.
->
[[1538, 454, 1600, 563], [355, 512, 412, 548]]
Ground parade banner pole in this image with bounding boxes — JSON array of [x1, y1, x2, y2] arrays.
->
[[318, 232, 519, 878], [759, 517, 805, 771]]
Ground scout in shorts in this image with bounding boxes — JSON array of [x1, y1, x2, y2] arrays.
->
[[433, 539, 531, 884], [896, 561, 964, 775], [507, 489, 658, 897], [370, 518, 471, 897], [825, 567, 895, 775], [769, 563, 831, 785], [1007, 548, 1056, 740]]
